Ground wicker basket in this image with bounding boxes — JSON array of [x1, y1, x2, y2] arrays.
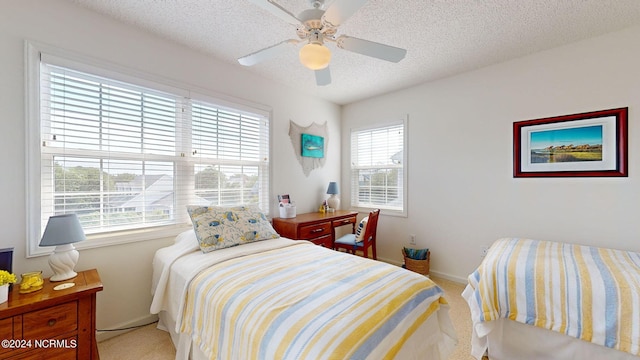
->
[[403, 249, 430, 276]]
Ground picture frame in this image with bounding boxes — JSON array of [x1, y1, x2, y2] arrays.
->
[[513, 107, 628, 178], [277, 194, 290, 204], [301, 133, 324, 158], [0, 248, 13, 290]]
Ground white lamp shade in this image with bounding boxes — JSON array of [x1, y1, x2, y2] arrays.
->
[[299, 43, 331, 70]]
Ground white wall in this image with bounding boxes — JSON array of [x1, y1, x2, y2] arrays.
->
[[0, 0, 340, 337], [3, 0, 639, 340], [342, 25, 640, 282]]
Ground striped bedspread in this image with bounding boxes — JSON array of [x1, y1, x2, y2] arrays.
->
[[178, 242, 448, 360], [466, 238, 640, 356]]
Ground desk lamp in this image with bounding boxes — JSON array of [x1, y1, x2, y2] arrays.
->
[[39, 214, 86, 282], [326, 182, 340, 210]]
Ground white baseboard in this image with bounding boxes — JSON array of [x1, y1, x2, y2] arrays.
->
[[96, 314, 159, 342], [427, 270, 467, 284], [377, 255, 402, 267], [377, 256, 468, 284]]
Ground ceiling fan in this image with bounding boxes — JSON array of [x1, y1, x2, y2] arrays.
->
[[238, 0, 407, 86]]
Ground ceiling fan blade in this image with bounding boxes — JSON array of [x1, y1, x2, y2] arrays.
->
[[238, 40, 299, 66], [315, 66, 331, 86], [247, 0, 300, 25], [336, 35, 407, 63], [321, 0, 368, 28]]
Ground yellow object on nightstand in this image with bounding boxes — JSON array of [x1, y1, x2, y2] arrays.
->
[[19, 271, 44, 293]]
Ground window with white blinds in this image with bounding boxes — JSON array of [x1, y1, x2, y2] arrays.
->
[[191, 100, 269, 207], [29, 48, 270, 254], [350, 120, 406, 215]]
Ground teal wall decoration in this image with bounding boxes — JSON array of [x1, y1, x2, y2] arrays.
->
[[289, 120, 328, 176], [301, 133, 324, 158]]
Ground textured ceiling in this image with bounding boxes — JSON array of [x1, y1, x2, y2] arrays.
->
[[68, 0, 640, 105]]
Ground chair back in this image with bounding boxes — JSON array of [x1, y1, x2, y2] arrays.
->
[[361, 209, 380, 246], [333, 208, 381, 259]]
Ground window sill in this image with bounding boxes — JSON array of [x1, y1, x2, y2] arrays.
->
[[350, 206, 407, 218], [28, 224, 192, 258]]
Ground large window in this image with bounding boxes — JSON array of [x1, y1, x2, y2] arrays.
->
[[350, 119, 406, 215], [27, 45, 270, 256]]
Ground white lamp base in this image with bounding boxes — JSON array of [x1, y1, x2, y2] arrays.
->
[[327, 194, 340, 210], [48, 244, 79, 282]]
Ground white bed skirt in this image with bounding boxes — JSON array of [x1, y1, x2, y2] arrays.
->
[[473, 318, 638, 360], [157, 308, 457, 360], [158, 311, 207, 360]]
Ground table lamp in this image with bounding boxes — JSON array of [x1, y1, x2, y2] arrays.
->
[[39, 214, 86, 282], [326, 182, 340, 210]]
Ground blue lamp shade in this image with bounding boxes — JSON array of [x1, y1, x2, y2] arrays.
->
[[326, 182, 340, 210], [39, 214, 86, 247], [326, 182, 339, 195]]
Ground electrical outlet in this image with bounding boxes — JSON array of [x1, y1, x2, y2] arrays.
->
[[480, 246, 489, 258], [409, 234, 416, 245]]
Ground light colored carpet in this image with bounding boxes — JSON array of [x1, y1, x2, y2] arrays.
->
[[434, 276, 475, 360], [97, 322, 175, 360], [98, 276, 473, 360]]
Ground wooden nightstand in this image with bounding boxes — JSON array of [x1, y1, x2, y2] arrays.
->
[[0, 269, 103, 359]]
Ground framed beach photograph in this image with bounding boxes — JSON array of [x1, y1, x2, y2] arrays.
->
[[513, 107, 628, 177], [301, 133, 324, 158]]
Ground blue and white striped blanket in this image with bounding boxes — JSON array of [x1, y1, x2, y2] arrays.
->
[[178, 241, 450, 360], [465, 238, 640, 356]]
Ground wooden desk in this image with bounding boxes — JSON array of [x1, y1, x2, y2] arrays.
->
[[0, 269, 103, 359], [272, 210, 358, 248]]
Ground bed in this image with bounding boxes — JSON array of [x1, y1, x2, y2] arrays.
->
[[150, 223, 457, 360], [462, 237, 640, 360]]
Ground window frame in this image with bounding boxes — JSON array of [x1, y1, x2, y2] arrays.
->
[[349, 116, 408, 217], [25, 41, 273, 257]]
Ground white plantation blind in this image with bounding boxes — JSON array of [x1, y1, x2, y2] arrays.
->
[[351, 121, 406, 213], [191, 100, 269, 208], [34, 52, 270, 246]]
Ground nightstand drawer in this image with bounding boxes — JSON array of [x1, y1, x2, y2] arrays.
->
[[299, 222, 331, 238], [23, 301, 78, 339]]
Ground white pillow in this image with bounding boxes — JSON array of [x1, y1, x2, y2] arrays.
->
[[355, 216, 368, 242]]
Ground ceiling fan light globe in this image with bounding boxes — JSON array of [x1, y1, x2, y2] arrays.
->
[[299, 43, 331, 70]]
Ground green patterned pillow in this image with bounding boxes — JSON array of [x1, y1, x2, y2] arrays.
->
[[187, 205, 280, 253]]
